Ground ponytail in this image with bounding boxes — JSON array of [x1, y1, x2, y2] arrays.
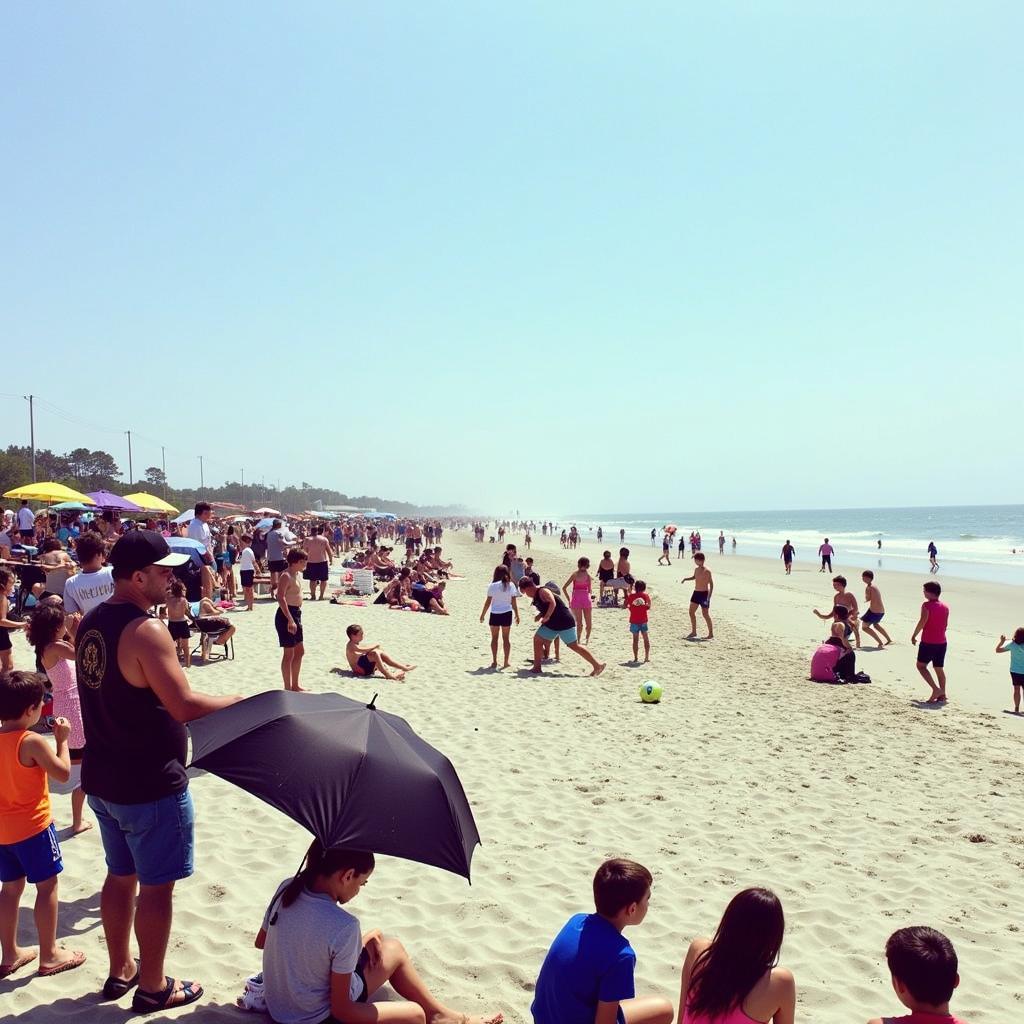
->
[[273, 840, 375, 920]]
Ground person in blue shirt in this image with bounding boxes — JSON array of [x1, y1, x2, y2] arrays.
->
[[995, 626, 1024, 713], [531, 859, 673, 1024]]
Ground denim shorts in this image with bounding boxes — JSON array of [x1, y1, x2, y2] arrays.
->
[[88, 789, 195, 886], [0, 822, 63, 884], [629, 622, 649, 634]]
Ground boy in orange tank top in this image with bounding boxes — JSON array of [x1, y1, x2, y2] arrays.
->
[[0, 671, 85, 979]]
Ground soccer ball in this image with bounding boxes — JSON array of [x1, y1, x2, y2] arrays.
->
[[640, 681, 662, 703]]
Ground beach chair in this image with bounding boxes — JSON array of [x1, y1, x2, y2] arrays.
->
[[187, 606, 235, 663]]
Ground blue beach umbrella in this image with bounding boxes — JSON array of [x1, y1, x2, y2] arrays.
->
[[166, 536, 208, 566]]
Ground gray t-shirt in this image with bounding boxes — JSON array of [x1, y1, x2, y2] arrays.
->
[[261, 881, 364, 1024], [266, 529, 289, 563], [62, 567, 115, 615]]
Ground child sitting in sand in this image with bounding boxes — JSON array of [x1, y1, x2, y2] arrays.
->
[[867, 926, 969, 1024], [995, 627, 1024, 714], [0, 671, 85, 979], [679, 888, 795, 1024], [532, 858, 672, 1024], [344, 625, 415, 681], [255, 840, 502, 1024]]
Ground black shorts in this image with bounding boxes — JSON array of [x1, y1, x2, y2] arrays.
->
[[597, 569, 613, 583], [275, 606, 303, 647], [0, 629, 12, 652], [168, 620, 191, 641], [917, 641, 947, 668], [489, 611, 513, 627], [690, 591, 710, 608], [1011, 672, 1024, 687], [20, 529, 34, 541], [197, 616, 229, 634], [304, 561, 329, 582], [268, 558, 287, 574], [240, 570, 254, 588]]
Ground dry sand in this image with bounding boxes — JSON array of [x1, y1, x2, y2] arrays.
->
[[5, 529, 1021, 1022]]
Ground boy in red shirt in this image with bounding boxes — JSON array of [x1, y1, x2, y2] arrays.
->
[[912, 581, 950, 704], [627, 580, 652, 663]]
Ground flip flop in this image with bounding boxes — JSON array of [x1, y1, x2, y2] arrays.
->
[[37, 950, 86, 977], [0, 950, 37, 978], [132, 976, 203, 1015], [102, 958, 140, 1000]]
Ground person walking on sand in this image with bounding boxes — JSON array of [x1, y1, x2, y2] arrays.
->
[[480, 565, 520, 669], [818, 538, 834, 572], [781, 540, 795, 574], [682, 553, 714, 640], [912, 580, 949, 704], [928, 541, 939, 573], [650, 528, 657, 547], [344, 625, 414, 681], [517, 578, 605, 677], [564, 557, 595, 645], [860, 571, 892, 648], [74, 531, 241, 1012], [658, 532, 672, 566], [995, 627, 1024, 714], [275, 550, 308, 692]]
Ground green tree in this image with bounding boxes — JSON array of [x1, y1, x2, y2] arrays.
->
[[145, 466, 167, 488]]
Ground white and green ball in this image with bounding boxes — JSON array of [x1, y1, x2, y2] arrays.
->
[[640, 681, 662, 703]]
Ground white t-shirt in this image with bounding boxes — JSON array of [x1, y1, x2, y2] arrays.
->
[[17, 507, 35, 531], [261, 882, 364, 1024], [187, 517, 213, 556], [238, 548, 258, 572], [486, 580, 519, 615], [63, 567, 115, 615]]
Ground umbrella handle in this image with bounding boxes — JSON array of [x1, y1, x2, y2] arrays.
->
[[366, 692, 379, 710]]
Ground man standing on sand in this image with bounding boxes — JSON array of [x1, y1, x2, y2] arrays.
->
[[912, 580, 949, 704], [266, 519, 290, 598], [75, 531, 241, 1013], [781, 540, 796, 574], [517, 578, 606, 677], [860, 570, 892, 648], [301, 525, 333, 601], [718, 531, 725, 554], [682, 552, 714, 640], [275, 549, 308, 691], [818, 538, 834, 572]]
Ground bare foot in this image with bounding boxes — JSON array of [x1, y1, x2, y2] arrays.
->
[[591, 663, 606, 677], [706, 634, 714, 640], [685, 633, 697, 640], [489, 662, 497, 669], [394, 672, 406, 682], [71, 820, 93, 835], [403, 664, 417, 672], [529, 666, 543, 674]]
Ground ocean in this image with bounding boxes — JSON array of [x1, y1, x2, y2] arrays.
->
[[553, 505, 1024, 586]]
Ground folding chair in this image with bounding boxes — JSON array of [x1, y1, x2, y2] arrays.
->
[[188, 608, 235, 662]]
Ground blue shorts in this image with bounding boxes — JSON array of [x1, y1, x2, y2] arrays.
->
[[88, 789, 195, 886], [537, 625, 578, 645], [862, 611, 884, 624], [0, 822, 63, 883], [629, 622, 649, 634]]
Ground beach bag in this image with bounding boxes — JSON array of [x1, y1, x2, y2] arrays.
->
[[236, 971, 266, 1012], [810, 643, 841, 682]]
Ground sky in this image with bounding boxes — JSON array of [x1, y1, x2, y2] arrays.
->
[[2, 3, 1021, 514]]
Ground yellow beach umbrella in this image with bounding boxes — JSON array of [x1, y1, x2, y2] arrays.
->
[[4, 482, 97, 505], [122, 492, 180, 514]]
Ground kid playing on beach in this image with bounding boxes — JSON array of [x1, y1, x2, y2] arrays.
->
[[682, 553, 714, 640], [237, 533, 257, 611], [276, 549, 308, 691], [860, 571, 892, 648], [532, 858, 673, 1024], [867, 926, 970, 1024], [345, 625, 415, 682], [0, 671, 85, 979], [165, 579, 192, 667], [995, 627, 1024, 713], [627, 580, 651, 663], [813, 576, 861, 647], [517, 578, 606, 677], [912, 581, 949, 704], [0, 569, 27, 672], [256, 840, 502, 1024]]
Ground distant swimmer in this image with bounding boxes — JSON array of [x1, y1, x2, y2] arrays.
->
[[619, 528, 625, 543], [682, 552, 714, 640], [928, 541, 939, 573], [818, 538, 834, 573], [877, 537, 882, 550], [718, 531, 725, 554], [860, 571, 892, 648], [650, 528, 657, 547], [781, 540, 795, 575]]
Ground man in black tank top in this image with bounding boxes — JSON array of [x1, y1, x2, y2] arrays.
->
[[516, 578, 607, 677], [76, 531, 241, 1013]]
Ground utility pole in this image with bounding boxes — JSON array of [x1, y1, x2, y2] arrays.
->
[[126, 431, 133, 485], [198, 456, 204, 494], [161, 446, 167, 498], [241, 468, 245, 509], [23, 395, 36, 482]]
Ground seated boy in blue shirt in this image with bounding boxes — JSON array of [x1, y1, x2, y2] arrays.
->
[[531, 859, 673, 1024]]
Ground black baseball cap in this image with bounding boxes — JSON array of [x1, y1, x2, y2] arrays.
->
[[108, 530, 189, 574]]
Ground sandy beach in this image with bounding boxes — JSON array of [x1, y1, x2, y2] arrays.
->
[[5, 528, 1020, 1023]]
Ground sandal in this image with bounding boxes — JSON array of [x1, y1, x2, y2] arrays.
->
[[102, 958, 140, 1000], [37, 950, 86, 977], [132, 976, 203, 1014], [0, 950, 37, 978]]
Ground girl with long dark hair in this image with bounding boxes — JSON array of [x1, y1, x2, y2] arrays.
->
[[679, 888, 795, 1024], [255, 839, 502, 1024], [479, 565, 520, 669]]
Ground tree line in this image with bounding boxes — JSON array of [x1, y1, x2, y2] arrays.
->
[[0, 445, 466, 517]]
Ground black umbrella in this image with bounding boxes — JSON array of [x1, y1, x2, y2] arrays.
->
[[187, 690, 480, 880]]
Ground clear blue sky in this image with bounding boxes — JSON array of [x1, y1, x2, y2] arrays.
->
[[2, 3, 1020, 513]]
